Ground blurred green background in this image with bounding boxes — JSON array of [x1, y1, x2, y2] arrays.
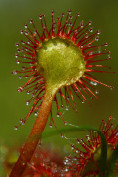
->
[[0, 0, 118, 176]]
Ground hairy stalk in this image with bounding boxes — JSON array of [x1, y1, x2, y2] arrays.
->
[[9, 89, 54, 177]]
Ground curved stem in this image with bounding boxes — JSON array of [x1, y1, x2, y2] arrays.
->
[[9, 90, 54, 177]]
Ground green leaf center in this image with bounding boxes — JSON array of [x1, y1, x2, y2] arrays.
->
[[36, 37, 86, 92]]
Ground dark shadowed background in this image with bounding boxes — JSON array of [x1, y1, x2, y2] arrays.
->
[[0, 0, 118, 176]]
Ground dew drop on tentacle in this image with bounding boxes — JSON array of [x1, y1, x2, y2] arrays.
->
[[81, 100, 85, 103], [77, 11, 80, 17], [20, 29, 24, 34], [90, 81, 98, 86], [19, 118, 25, 125], [62, 12, 65, 17], [32, 93, 35, 97], [89, 20, 92, 26], [68, 9, 72, 14], [56, 113, 60, 117], [17, 48, 21, 53], [14, 126, 18, 130], [67, 96, 70, 100], [89, 27, 93, 33], [64, 121, 68, 126], [25, 30, 28, 35], [12, 70, 18, 75], [98, 50, 101, 54], [16, 60, 20, 64], [89, 52, 93, 56], [80, 20, 84, 28], [49, 122, 53, 128], [77, 138, 80, 144], [95, 90, 99, 94], [17, 87, 24, 93], [65, 106, 69, 111], [19, 76, 22, 79], [109, 86, 114, 90], [39, 15, 42, 20], [64, 167, 69, 172], [61, 133, 64, 138], [34, 111, 38, 116], [104, 42, 108, 47], [26, 90, 30, 94], [108, 54, 112, 60], [69, 15, 73, 20], [23, 55, 26, 59], [22, 162, 26, 166], [19, 118, 23, 123], [61, 104, 64, 109], [52, 9, 54, 15], [86, 135, 90, 141], [15, 54, 18, 58], [75, 149, 79, 154], [95, 37, 99, 41], [71, 144, 75, 150], [22, 66, 26, 70], [97, 29, 101, 35], [109, 115, 112, 120], [24, 24, 28, 28], [80, 45, 83, 49], [30, 19, 33, 24], [15, 43, 19, 46], [21, 40, 25, 45]]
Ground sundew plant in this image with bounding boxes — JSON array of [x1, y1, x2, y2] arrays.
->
[[9, 10, 118, 177]]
